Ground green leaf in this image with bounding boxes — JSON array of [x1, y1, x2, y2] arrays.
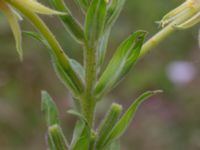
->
[[48, 133, 56, 150], [67, 110, 90, 150], [97, 29, 111, 69], [72, 126, 90, 150], [52, 58, 85, 96], [67, 109, 87, 122], [46, 0, 70, 12], [85, 0, 107, 47], [74, 0, 90, 12], [54, 58, 85, 94], [89, 131, 96, 150], [95, 103, 122, 150], [23, 31, 49, 48], [48, 124, 69, 150], [69, 119, 91, 150], [41, 91, 60, 126], [52, 55, 83, 97], [105, 0, 126, 30], [67, 109, 91, 150], [47, 0, 85, 43], [95, 31, 147, 100], [70, 121, 86, 148], [101, 90, 162, 149], [24, 31, 84, 97], [69, 59, 85, 83], [11, 2, 84, 97], [53, 61, 83, 96]]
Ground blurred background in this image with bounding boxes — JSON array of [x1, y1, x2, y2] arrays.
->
[[0, 0, 200, 149]]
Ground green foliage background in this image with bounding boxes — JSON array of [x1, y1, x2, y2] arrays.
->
[[0, 0, 200, 149]]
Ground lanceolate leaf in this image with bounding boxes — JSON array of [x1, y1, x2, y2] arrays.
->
[[67, 109, 87, 122], [85, 0, 107, 47], [41, 92, 69, 150], [52, 56, 84, 97], [53, 61, 82, 96], [72, 125, 90, 150], [70, 120, 90, 150], [70, 121, 85, 148], [95, 103, 122, 150], [47, 0, 85, 43], [24, 31, 84, 97], [48, 134, 56, 150], [41, 91, 60, 126], [105, 0, 126, 31], [74, 0, 90, 12], [101, 90, 162, 149], [95, 31, 147, 100], [69, 59, 85, 82], [53, 58, 85, 93], [97, 29, 111, 69], [48, 124, 69, 150], [23, 31, 49, 48], [67, 110, 91, 150]]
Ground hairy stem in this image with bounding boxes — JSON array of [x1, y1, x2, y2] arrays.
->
[[82, 44, 97, 127]]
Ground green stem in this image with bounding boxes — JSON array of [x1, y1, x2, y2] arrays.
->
[[85, 46, 97, 95], [140, 24, 175, 57], [7, 0, 84, 95], [82, 44, 97, 127]]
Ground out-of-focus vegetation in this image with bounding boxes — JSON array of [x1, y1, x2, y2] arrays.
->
[[0, 0, 200, 149]]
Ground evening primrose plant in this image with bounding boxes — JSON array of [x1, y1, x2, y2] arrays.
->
[[1, 0, 200, 149]]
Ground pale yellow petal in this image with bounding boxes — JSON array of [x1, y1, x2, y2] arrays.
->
[[176, 12, 200, 29], [160, 1, 188, 27], [15, 0, 66, 15], [0, 1, 23, 60]]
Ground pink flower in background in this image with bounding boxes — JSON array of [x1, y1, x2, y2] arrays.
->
[[167, 61, 196, 85]]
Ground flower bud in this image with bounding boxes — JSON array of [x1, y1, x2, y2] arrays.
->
[[160, 0, 200, 29]]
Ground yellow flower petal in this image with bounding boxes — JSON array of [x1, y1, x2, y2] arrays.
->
[[0, 1, 23, 60], [15, 0, 66, 15], [161, 2, 188, 27], [176, 12, 200, 29]]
